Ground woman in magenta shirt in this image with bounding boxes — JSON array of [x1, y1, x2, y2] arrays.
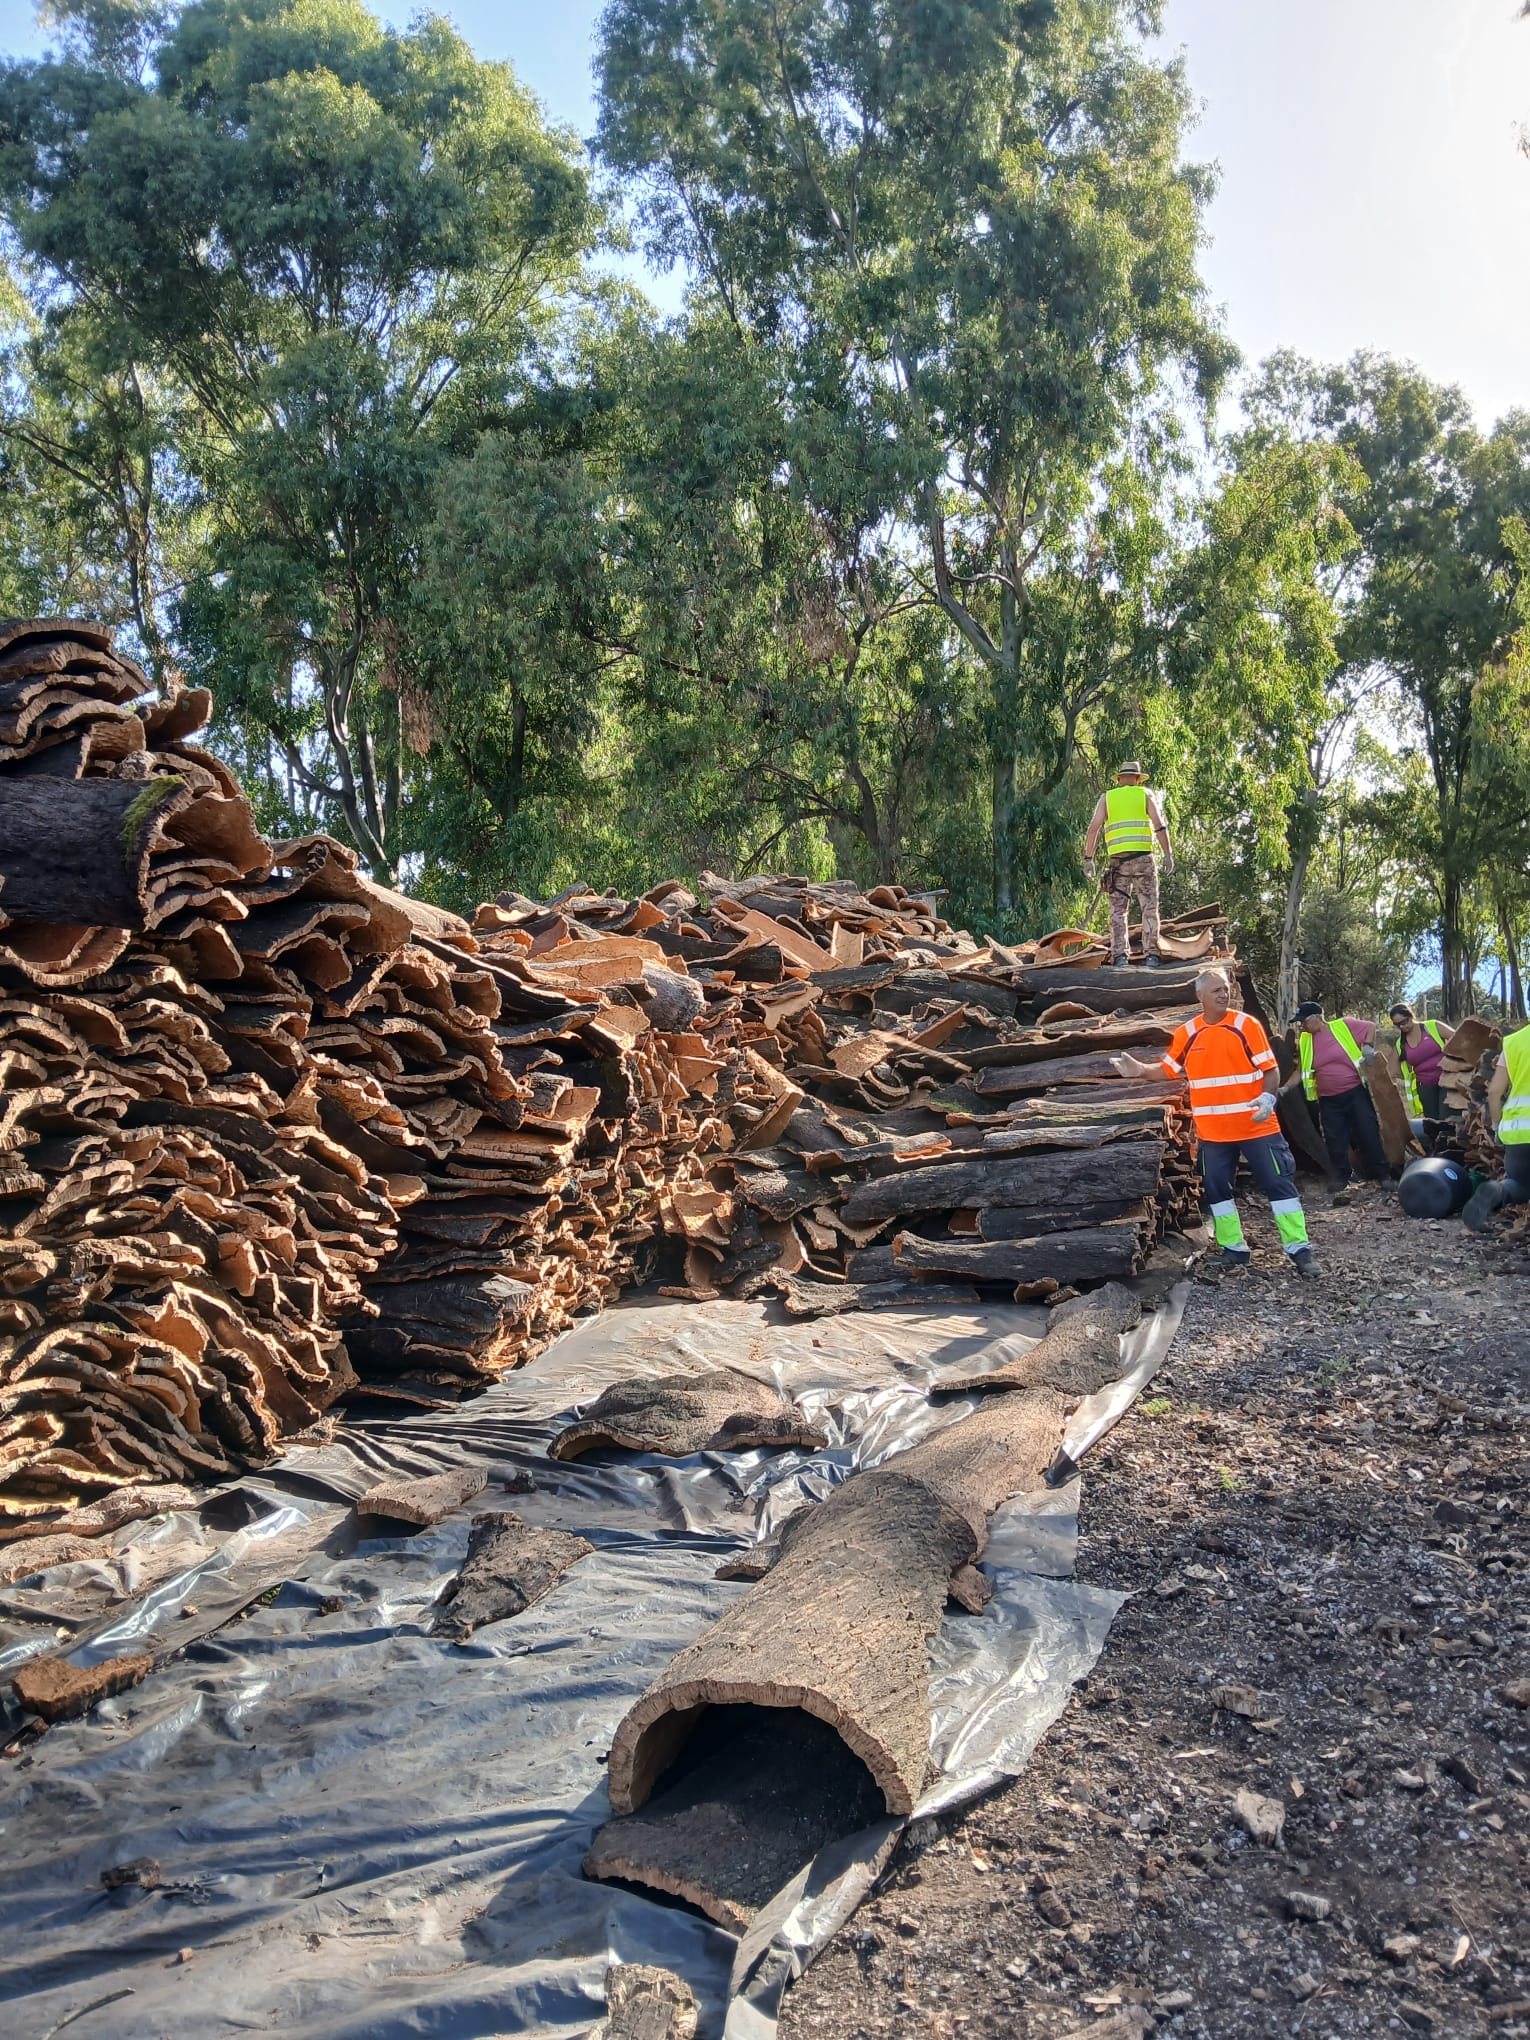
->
[[1390, 1003, 1453, 1120]]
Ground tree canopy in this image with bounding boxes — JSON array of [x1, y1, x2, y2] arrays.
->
[[0, 0, 1524, 1013]]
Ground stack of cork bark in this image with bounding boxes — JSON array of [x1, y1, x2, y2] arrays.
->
[[497, 884, 1222, 1315], [0, 624, 751, 1511], [0, 620, 1230, 1520]]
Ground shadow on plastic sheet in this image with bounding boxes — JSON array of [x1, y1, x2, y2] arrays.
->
[[0, 1280, 1185, 2040]]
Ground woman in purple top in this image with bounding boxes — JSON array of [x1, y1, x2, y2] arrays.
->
[[1389, 1003, 1453, 1121]]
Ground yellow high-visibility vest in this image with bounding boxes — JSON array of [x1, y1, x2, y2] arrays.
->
[[1397, 1020, 1445, 1116], [1501, 1024, 1530, 1144], [1299, 1018, 1364, 1102], [1102, 785, 1154, 857]]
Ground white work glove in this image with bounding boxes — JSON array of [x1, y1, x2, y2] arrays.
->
[[1361, 1044, 1377, 1064], [1110, 1054, 1134, 1078], [1249, 1091, 1277, 1125], [1162, 851, 1175, 876], [1084, 857, 1097, 881]]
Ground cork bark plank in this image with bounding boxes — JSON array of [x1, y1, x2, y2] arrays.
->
[[355, 1465, 487, 1527], [13, 1650, 153, 1723], [549, 1368, 825, 1461], [842, 1143, 1164, 1225], [891, 1223, 1144, 1286], [585, 1963, 699, 2040], [939, 1282, 1142, 1396], [432, 1511, 592, 1639]]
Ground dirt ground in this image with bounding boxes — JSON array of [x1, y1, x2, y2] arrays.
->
[[778, 1192, 1530, 2040]]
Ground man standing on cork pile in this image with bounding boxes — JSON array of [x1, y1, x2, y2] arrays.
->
[[1082, 761, 1173, 968], [1113, 967, 1321, 1277]]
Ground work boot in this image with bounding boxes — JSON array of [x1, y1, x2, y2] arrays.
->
[[1462, 1178, 1508, 1232], [1290, 1246, 1322, 1278], [1330, 1185, 1352, 1208], [1111, 953, 1130, 968], [1142, 953, 1168, 969], [1218, 1247, 1252, 1273]]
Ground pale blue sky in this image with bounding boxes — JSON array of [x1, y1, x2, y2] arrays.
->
[[1, 0, 1527, 425]]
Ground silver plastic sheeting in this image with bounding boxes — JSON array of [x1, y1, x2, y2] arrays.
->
[[0, 1283, 1185, 2040]]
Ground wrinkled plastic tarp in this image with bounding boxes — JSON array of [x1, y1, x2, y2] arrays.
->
[[0, 1284, 1183, 2040]]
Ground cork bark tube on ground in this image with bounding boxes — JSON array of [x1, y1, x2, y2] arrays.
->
[[586, 1293, 1145, 1928]]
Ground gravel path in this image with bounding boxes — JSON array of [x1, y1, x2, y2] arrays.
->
[[779, 1192, 1530, 2040]]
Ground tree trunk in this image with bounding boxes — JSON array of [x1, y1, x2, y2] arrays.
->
[[1502, 903, 1527, 1022], [1277, 833, 1313, 1025], [992, 738, 1017, 916], [1441, 872, 1468, 1022]]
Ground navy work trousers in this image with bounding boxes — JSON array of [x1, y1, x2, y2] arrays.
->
[[1200, 1131, 1302, 1208], [1317, 1085, 1388, 1186]]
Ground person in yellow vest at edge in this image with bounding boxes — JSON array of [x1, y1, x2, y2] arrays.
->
[[1461, 1020, 1530, 1229], [1082, 761, 1173, 968], [1279, 1001, 1389, 1205], [1389, 1002, 1453, 1121], [1111, 966, 1320, 1276]]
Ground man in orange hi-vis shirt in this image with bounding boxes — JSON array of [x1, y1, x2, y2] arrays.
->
[[1115, 967, 1320, 1277]]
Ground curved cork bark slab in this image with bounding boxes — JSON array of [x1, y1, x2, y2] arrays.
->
[[1369, 1054, 1422, 1171], [0, 774, 188, 928], [602, 1386, 1066, 1827], [356, 1466, 486, 1527], [940, 1283, 1142, 1397], [548, 1368, 825, 1462], [432, 1510, 592, 1640]]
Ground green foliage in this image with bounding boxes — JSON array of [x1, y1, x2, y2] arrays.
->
[[0, 0, 1523, 996], [598, 0, 1233, 917], [0, 0, 597, 879], [0, 267, 204, 669], [1275, 355, 1530, 1015]]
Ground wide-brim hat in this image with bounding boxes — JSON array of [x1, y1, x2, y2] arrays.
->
[[1115, 761, 1146, 778]]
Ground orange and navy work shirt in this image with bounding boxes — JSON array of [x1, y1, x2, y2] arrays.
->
[[1159, 1010, 1279, 1142]]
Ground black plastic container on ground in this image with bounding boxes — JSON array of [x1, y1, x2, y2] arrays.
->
[[1397, 1155, 1472, 1220]]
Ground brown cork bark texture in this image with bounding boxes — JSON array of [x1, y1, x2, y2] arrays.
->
[[12, 1650, 153, 1723], [549, 1368, 825, 1462], [432, 1511, 592, 1640], [941, 1282, 1143, 1397]]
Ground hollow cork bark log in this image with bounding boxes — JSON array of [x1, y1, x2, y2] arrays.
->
[[0, 775, 187, 928], [841, 1142, 1164, 1225], [600, 1384, 1066, 1826], [891, 1223, 1144, 1286]]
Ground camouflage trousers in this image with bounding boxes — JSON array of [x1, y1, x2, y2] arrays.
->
[[1105, 853, 1160, 959]]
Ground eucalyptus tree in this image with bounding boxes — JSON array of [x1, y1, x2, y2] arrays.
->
[[0, 272, 202, 680], [1308, 359, 1530, 1017], [597, 0, 1233, 919], [0, 0, 598, 879]]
